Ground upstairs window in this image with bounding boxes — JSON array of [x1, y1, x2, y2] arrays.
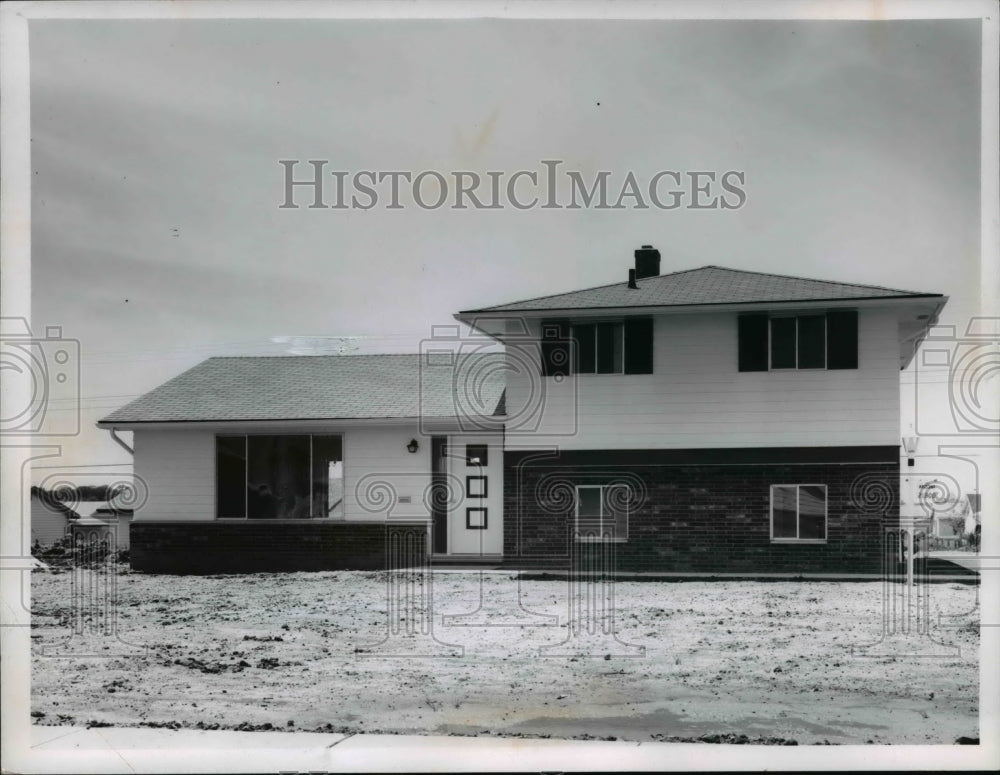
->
[[769, 315, 826, 369], [738, 310, 857, 372], [541, 317, 653, 376]]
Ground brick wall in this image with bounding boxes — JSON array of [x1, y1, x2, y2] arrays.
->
[[503, 447, 899, 574], [130, 520, 428, 574]]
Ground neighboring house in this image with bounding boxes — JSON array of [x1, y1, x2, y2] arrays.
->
[[98, 247, 946, 574], [91, 506, 135, 550], [30, 486, 80, 547]]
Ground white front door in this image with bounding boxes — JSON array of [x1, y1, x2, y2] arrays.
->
[[447, 435, 502, 556]]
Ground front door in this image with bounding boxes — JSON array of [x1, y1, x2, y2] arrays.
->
[[446, 436, 502, 556]]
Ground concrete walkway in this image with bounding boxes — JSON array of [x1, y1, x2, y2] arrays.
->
[[9, 724, 985, 772]]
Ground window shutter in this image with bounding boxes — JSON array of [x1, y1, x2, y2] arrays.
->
[[573, 323, 596, 374], [738, 314, 769, 372], [624, 318, 654, 374], [540, 319, 571, 377], [827, 310, 858, 369]]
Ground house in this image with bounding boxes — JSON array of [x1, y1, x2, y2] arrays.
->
[[30, 486, 80, 547], [98, 247, 946, 574], [98, 354, 506, 572]]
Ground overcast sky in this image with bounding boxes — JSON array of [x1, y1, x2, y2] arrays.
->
[[27, 17, 983, 475]]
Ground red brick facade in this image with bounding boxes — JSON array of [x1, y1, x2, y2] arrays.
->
[[130, 521, 428, 574], [503, 447, 899, 574]]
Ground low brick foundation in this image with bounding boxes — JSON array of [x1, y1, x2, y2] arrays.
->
[[504, 447, 899, 574], [130, 520, 428, 574]]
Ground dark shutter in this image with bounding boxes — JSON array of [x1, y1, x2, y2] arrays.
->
[[624, 317, 654, 374], [540, 319, 571, 377], [573, 323, 596, 374], [827, 310, 858, 369], [738, 314, 768, 372]]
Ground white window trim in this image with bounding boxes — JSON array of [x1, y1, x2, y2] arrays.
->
[[770, 483, 828, 543], [574, 484, 628, 542]]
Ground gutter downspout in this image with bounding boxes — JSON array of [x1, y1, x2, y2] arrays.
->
[[108, 427, 134, 456]]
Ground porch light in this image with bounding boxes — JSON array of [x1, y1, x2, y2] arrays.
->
[[902, 436, 918, 467], [406, 439, 419, 454]]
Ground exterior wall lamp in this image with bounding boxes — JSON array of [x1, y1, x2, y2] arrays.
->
[[406, 439, 419, 454], [902, 436, 918, 467]]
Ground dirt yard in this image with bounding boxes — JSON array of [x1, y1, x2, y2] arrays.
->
[[30, 568, 979, 744]]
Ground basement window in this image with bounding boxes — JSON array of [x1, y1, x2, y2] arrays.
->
[[574, 485, 628, 542], [216, 434, 344, 520], [770, 484, 827, 542]]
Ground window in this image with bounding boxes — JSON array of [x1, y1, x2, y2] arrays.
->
[[541, 317, 653, 376], [573, 322, 623, 374], [770, 484, 827, 542], [738, 311, 858, 372], [216, 434, 344, 519], [466, 507, 488, 530], [465, 444, 488, 466], [466, 475, 487, 498], [769, 315, 825, 370], [574, 485, 628, 541]]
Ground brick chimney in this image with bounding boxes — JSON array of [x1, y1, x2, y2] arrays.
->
[[634, 245, 660, 280]]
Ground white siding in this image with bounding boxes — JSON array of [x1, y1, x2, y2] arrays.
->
[[505, 309, 900, 450], [342, 424, 431, 522], [133, 430, 215, 520], [132, 424, 446, 523]]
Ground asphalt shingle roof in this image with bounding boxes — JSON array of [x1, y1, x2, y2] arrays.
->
[[99, 353, 506, 424], [461, 265, 941, 313]]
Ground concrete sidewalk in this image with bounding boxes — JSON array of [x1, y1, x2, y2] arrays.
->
[[8, 724, 986, 773], [14, 725, 717, 773]]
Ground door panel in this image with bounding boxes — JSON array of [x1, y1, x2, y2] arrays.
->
[[447, 435, 502, 555]]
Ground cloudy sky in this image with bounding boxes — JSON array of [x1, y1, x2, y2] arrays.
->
[[25, 16, 983, 475]]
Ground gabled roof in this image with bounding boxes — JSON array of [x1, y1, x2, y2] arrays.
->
[[460, 265, 942, 313], [98, 353, 506, 425]]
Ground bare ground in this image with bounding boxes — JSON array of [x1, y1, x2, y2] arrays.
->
[[30, 569, 980, 744]]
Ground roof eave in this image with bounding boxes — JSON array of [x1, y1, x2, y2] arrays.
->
[[457, 294, 945, 322], [96, 415, 505, 431]]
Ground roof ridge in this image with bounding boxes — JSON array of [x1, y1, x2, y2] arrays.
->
[[465, 264, 713, 313]]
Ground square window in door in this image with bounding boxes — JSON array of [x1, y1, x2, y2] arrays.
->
[[466, 444, 488, 466], [466, 507, 488, 530], [466, 475, 487, 498]]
